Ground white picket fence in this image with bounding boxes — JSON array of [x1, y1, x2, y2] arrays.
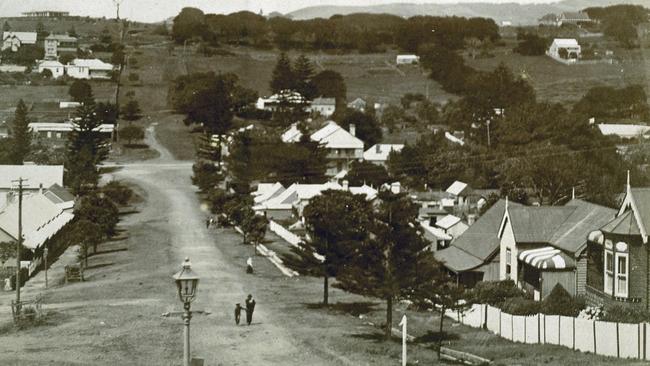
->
[[451, 304, 650, 360], [269, 220, 302, 248]]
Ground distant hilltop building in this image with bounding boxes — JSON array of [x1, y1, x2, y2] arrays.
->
[[22, 10, 70, 18], [538, 11, 593, 27]]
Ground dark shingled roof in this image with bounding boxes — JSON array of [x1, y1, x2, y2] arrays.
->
[[601, 210, 641, 236], [435, 198, 616, 272], [435, 199, 522, 272], [630, 188, 650, 234], [44, 183, 75, 204], [509, 199, 615, 253]]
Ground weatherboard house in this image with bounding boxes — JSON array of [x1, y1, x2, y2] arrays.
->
[[1, 32, 37, 52], [498, 197, 615, 300]]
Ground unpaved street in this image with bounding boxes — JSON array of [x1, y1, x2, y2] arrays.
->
[[110, 127, 336, 365]]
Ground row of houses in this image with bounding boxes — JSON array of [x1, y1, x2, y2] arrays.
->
[[38, 58, 115, 80], [435, 174, 650, 311], [2, 32, 78, 60]]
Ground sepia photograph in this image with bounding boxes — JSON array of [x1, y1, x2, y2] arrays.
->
[[0, 0, 649, 364]]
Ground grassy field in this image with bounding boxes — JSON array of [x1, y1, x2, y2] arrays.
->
[[465, 45, 650, 105]]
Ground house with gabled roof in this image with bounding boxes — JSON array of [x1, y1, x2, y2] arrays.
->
[[309, 97, 336, 117], [585, 176, 650, 310], [282, 121, 364, 176], [347, 98, 366, 112], [363, 144, 403, 167], [253, 181, 377, 220], [1, 32, 37, 52], [435, 199, 522, 287], [498, 197, 616, 300]]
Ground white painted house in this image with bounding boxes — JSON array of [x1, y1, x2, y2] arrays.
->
[[1, 32, 37, 52], [363, 144, 404, 166], [396, 54, 420, 65], [548, 38, 581, 60], [597, 124, 650, 139], [65, 59, 114, 79], [309, 97, 336, 117], [38, 60, 65, 78], [283, 121, 365, 176]]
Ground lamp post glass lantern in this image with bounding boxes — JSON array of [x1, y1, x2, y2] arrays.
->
[[173, 257, 200, 366]]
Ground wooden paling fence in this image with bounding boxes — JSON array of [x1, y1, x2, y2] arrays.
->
[[451, 304, 650, 360]]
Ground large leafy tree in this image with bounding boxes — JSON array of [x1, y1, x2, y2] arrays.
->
[[312, 70, 347, 109], [9, 99, 31, 165], [172, 7, 208, 43], [283, 190, 374, 305], [337, 109, 382, 147], [346, 160, 391, 188], [337, 191, 438, 340], [69, 80, 94, 103], [270, 52, 296, 93]]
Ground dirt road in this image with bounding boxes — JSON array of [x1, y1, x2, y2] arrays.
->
[[110, 127, 335, 365]]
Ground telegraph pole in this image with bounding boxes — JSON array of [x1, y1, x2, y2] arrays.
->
[[12, 178, 27, 313]]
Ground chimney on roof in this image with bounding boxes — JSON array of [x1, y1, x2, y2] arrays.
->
[[391, 182, 401, 194], [39, 183, 43, 195], [349, 124, 356, 137], [342, 180, 349, 191], [376, 144, 381, 153]]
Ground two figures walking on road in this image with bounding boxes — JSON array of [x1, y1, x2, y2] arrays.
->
[[235, 294, 256, 326]]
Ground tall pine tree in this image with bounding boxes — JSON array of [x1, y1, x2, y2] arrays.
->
[[293, 54, 316, 100], [282, 190, 374, 305], [9, 99, 31, 165], [337, 190, 439, 340], [270, 52, 296, 93], [65, 100, 108, 194]]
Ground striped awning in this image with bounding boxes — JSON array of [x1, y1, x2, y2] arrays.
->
[[518, 246, 574, 270]]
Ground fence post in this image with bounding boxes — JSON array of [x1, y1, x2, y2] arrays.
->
[[538, 313, 541, 344], [543, 314, 546, 344], [593, 320, 597, 354], [523, 315, 526, 343], [572, 317, 576, 350], [498, 308, 502, 336], [644, 323, 647, 360], [616, 322, 620, 358], [483, 304, 488, 330]]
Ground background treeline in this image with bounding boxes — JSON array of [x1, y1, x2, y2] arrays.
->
[[172, 8, 500, 52]]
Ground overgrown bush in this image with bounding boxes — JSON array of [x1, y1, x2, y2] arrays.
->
[[540, 284, 585, 317], [467, 280, 527, 306], [207, 188, 228, 214], [191, 162, 222, 192], [601, 305, 650, 323], [501, 297, 540, 315], [101, 181, 133, 206]]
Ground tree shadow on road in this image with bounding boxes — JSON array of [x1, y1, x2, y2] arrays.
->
[[414, 330, 460, 344], [303, 301, 380, 316], [349, 331, 402, 344]]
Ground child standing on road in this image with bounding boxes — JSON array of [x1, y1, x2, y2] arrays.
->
[[234, 303, 243, 325]]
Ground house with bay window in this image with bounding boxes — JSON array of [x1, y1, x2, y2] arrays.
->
[[498, 198, 615, 300], [586, 182, 650, 309]]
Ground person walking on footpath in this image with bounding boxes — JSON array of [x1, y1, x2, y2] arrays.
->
[[205, 217, 211, 229], [245, 294, 256, 325], [234, 303, 243, 325], [246, 257, 254, 274]]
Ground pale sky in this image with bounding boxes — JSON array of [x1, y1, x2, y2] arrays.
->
[[0, 0, 566, 22]]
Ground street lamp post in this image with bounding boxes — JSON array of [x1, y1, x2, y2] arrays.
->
[[173, 258, 200, 366], [44, 247, 49, 289]]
